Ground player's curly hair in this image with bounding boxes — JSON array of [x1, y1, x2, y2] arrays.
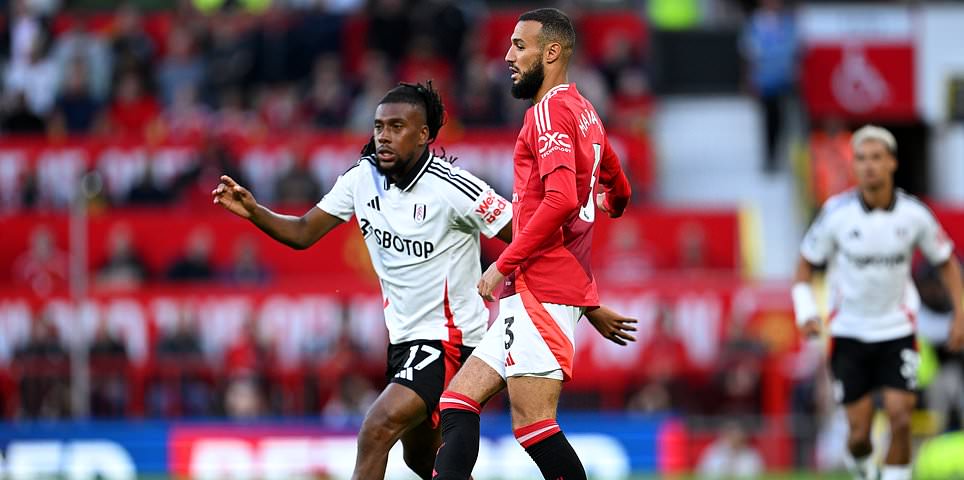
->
[[360, 80, 448, 158]]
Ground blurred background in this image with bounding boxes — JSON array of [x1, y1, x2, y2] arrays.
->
[[1, 0, 964, 478]]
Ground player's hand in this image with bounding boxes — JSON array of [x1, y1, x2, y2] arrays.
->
[[213, 175, 257, 219], [947, 312, 964, 352], [799, 318, 821, 339], [586, 306, 637, 346], [596, 191, 626, 218], [477, 263, 504, 302]]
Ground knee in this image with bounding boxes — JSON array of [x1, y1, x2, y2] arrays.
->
[[887, 409, 912, 436], [358, 408, 407, 450], [847, 422, 872, 449]]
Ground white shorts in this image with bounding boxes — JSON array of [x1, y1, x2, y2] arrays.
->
[[473, 291, 584, 381]]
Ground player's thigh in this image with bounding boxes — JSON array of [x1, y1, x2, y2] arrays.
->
[[501, 292, 582, 381], [881, 388, 916, 425], [843, 394, 876, 440], [829, 337, 874, 405], [446, 355, 506, 405], [872, 335, 920, 394], [506, 375, 562, 430], [361, 383, 429, 443], [385, 340, 452, 424]]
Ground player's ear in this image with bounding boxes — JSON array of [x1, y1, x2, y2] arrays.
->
[[544, 41, 562, 64], [419, 124, 430, 146]]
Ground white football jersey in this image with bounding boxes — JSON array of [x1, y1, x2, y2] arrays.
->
[[317, 150, 511, 346], [801, 189, 954, 342]]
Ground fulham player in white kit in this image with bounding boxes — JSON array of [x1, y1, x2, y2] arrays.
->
[[213, 82, 636, 480], [793, 125, 964, 480]]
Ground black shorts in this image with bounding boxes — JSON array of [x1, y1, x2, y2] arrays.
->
[[829, 335, 919, 404], [386, 339, 473, 427]]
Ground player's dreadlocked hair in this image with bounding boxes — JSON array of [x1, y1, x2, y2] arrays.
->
[[360, 80, 448, 158]]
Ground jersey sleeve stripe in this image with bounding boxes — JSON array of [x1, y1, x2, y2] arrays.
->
[[426, 170, 478, 201], [534, 102, 545, 133], [428, 163, 485, 195], [542, 98, 551, 130], [427, 165, 483, 197]]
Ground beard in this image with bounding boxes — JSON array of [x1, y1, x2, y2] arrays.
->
[[375, 153, 413, 177], [511, 61, 545, 100]]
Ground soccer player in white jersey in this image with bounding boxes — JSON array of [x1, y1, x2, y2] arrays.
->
[[793, 125, 964, 480], [213, 82, 636, 480]]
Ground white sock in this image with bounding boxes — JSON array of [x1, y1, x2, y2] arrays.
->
[[880, 464, 911, 480], [848, 454, 877, 480]]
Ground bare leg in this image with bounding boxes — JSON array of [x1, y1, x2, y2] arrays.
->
[[881, 387, 916, 480], [844, 394, 877, 479], [351, 383, 428, 480]]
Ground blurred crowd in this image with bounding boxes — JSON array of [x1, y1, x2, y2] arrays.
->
[[0, 0, 657, 139]]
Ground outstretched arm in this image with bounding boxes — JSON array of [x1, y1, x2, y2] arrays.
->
[[213, 175, 343, 250]]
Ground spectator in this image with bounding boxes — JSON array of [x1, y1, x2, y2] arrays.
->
[[160, 84, 211, 139], [808, 117, 854, 208], [14, 313, 70, 419], [105, 70, 160, 138], [697, 421, 764, 479], [6, 0, 50, 68], [225, 314, 266, 378], [741, 0, 798, 172], [202, 13, 253, 106], [610, 67, 654, 134], [678, 221, 708, 270], [274, 160, 321, 206], [51, 18, 112, 101], [303, 54, 351, 128], [166, 228, 215, 282], [323, 373, 377, 423], [256, 83, 302, 132], [250, 5, 295, 85], [598, 33, 642, 94], [223, 315, 267, 417], [156, 26, 204, 106], [367, 0, 409, 59], [88, 317, 128, 417], [50, 57, 103, 135], [346, 50, 393, 134], [568, 48, 611, 120], [12, 226, 68, 296], [223, 236, 270, 285], [172, 137, 246, 206], [153, 309, 212, 417], [96, 224, 149, 287], [127, 161, 173, 205], [397, 34, 453, 93], [4, 32, 58, 116], [457, 54, 505, 127], [1, 92, 46, 134], [224, 374, 264, 418], [599, 217, 655, 283], [635, 306, 694, 407], [211, 88, 259, 138], [110, 4, 155, 79]]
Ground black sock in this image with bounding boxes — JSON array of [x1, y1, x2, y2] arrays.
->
[[515, 420, 586, 480], [432, 391, 481, 480]]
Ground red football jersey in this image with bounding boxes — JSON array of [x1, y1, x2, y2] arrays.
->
[[500, 83, 627, 306]]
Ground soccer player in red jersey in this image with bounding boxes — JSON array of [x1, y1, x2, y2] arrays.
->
[[432, 8, 632, 480]]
